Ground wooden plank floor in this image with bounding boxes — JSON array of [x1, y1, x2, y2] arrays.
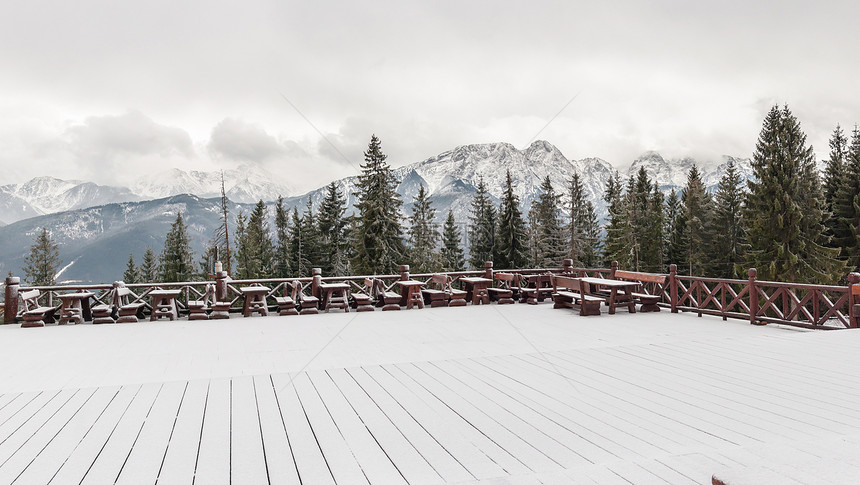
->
[[1, 307, 860, 483]]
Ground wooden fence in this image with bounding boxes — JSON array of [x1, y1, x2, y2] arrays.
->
[[5, 261, 860, 330]]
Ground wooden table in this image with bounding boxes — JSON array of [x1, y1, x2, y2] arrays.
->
[[521, 274, 554, 304], [579, 277, 641, 314], [459, 277, 493, 305], [57, 292, 95, 325], [149, 289, 182, 321], [240, 287, 269, 317], [318, 282, 350, 312], [395, 280, 425, 309]]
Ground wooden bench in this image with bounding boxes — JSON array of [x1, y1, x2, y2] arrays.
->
[[551, 275, 603, 316], [488, 273, 518, 304], [273, 281, 299, 316], [294, 281, 319, 315], [351, 279, 375, 312], [519, 273, 554, 304], [422, 274, 452, 307], [91, 287, 117, 324], [19, 289, 59, 327], [114, 286, 146, 323], [612, 270, 666, 312], [373, 279, 401, 311], [188, 284, 215, 320]]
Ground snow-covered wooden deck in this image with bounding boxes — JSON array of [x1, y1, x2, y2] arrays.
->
[[1, 303, 859, 484]]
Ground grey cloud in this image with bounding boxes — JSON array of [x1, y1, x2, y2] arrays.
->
[[208, 118, 287, 162], [66, 110, 193, 162]]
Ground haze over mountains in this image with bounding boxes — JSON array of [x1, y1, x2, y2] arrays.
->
[[0, 140, 751, 283]]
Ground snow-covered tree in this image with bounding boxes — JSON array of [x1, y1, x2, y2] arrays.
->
[[23, 227, 61, 286]]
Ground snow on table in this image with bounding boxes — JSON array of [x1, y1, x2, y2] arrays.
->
[[0, 304, 859, 483]]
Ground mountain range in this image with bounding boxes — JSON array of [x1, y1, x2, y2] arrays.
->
[[0, 140, 752, 283]]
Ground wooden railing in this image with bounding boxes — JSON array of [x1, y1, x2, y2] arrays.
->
[[5, 261, 860, 330]]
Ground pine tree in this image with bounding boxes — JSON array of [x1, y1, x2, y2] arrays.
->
[[352, 135, 405, 274], [603, 171, 633, 267], [579, 200, 602, 267], [440, 210, 465, 271], [300, 198, 321, 271], [626, 167, 663, 272], [832, 125, 860, 272], [214, 171, 233, 274], [317, 183, 349, 275], [233, 211, 251, 278], [467, 177, 497, 269], [566, 172, 590, 265], [707, 159, 746, 278], [273, 196, 291, 278], [239, 200, 275, 279], [123, 253, 139, 283], [288, 207, 311, 276], [743, 105, 844, 283], [23, 227, 61, 286], [529, 176, 567, 267], [680, 165, 712, 276], [665, 189, 687, 270], [823, 125, 848, 232], [496, 170, 528, 269], [407, 185, 440, 273], [159, 212, 195, 282], [139, 246, 158, 283]]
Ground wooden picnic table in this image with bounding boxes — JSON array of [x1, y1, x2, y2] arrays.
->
[[57, 291, 95, 325], [521, 274, 554, 304], [459, 277, 493, 305], [149, 289, 182, 321], [395, 280, 425, 309], [579, 277, 641, 314], [239, 286, 269, 317], [318, 282, 350, 312]]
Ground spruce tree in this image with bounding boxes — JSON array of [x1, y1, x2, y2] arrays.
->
[[566, 172, 590, 265], [159, 212, 195, 282], [831, 125, 860, 272], [603, 171, 633, 268], [579, 200, 602, 267], [665, 188, 687, 270], [139, 246, 158, 283], [273, 196, 291, 278], [529, 176, 567, 267], [744, 105, 844, 283], [707, 159, 746, 278], [407, 185, 440, 273], [496, 170, 528, 269], [215, 171, 232, 274], [288, 207, 311, 276], [467, 177, 497, 269], [440, 210, 465, 271], [317, 183, 349, 275], [123, 253, 139, 283], [241, 200, 275, 279], [680, 165, 712, 276], [300, 198, 321, 271], [23, 227, 61, 286], [823, 125, 848, 231], [352, 135, 405, 274], [197, 244, 218, 279]]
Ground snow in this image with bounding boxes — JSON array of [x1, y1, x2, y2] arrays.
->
[[0, 304, 859, 483]]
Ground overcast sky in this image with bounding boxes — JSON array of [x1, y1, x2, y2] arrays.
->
[[1, 0, 858, 193]]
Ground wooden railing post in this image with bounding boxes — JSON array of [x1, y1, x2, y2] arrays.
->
[[848, 272, 860, 329], [484, 261, 493, 280], [399, 265, 410, 281], [669, 264, 678, 313], [4, 276, 19, 324], [610, 261, 618, 279], [312, 268, 322, 299], [214, 271, 229, 302], [748, 268, 759, 325], [562, 259, 573, 274]]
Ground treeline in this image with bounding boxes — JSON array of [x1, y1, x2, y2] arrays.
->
[[21, 105, 860, 286], [117, 105, 860, 285]]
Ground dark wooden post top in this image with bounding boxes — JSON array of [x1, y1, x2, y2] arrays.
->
[[4, 276, 19, 325], [610, 261, 618, 278], [849, 272, 860, 328], [399, 264, 410, 281], [669, 264, 678, 313], [748, 268, 758, 325], [214, 271, 229, 301], [562, 259, 573, 274], [484, 261, 493, 279], [312, 268, 322, 299]]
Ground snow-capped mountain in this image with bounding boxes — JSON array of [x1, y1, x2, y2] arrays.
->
[[131, 164, 291, 203], [0, 166, 292, 225], [628, 152, 753, 191]]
